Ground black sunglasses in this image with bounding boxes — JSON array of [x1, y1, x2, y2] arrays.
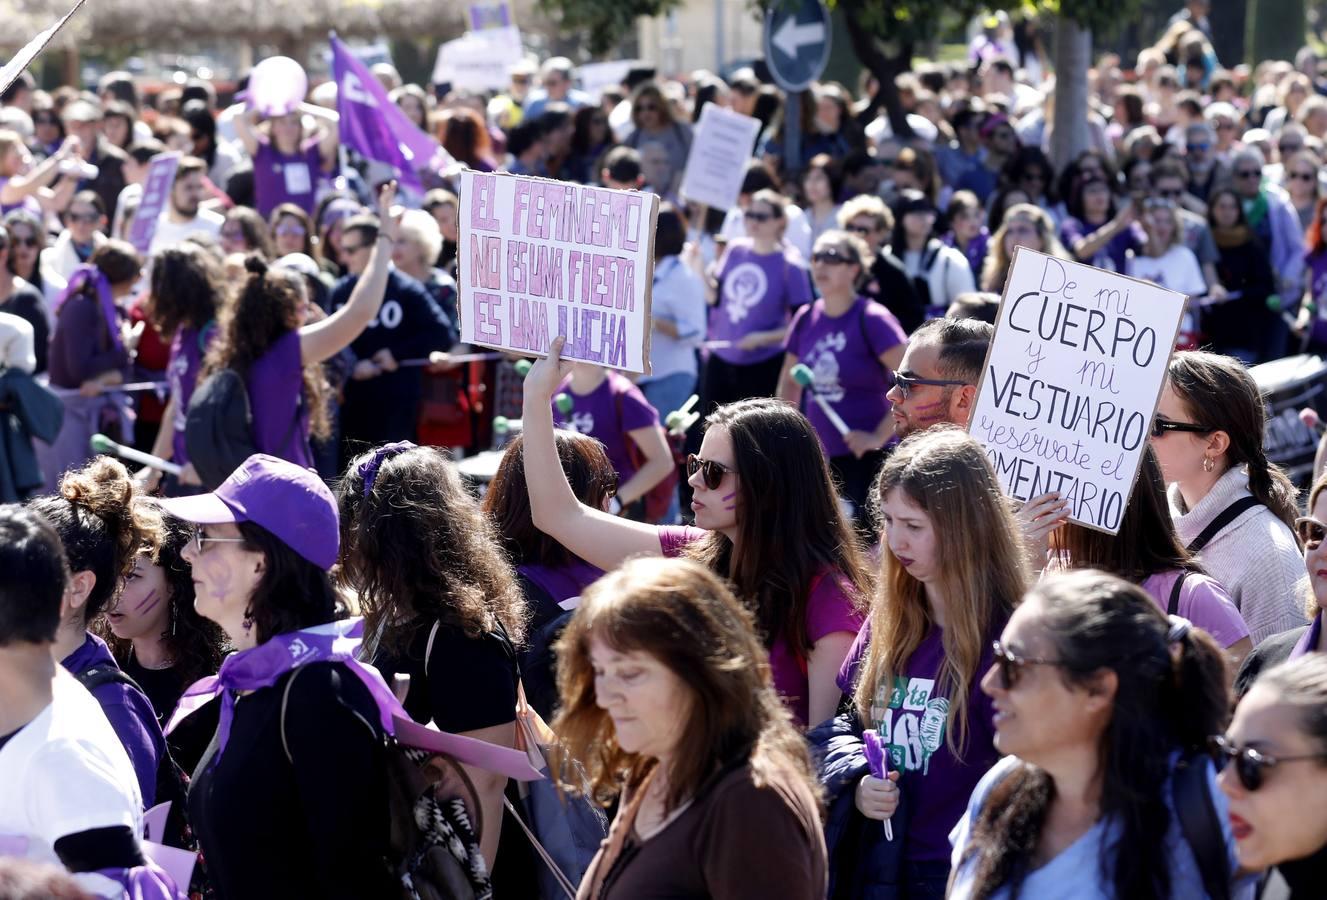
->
[[892, 372, 969, 400], [991, 640, 1068, 691], [1208, 734, 1327, 792], [1295, 516, 1327, 549], [811, 250, 854, 265], [686, 453, 733, 490], [1150, 417, 1212, 438], [744, 210, 774, 223]]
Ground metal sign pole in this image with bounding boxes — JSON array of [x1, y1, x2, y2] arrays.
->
[[784, 90, 802, 174]]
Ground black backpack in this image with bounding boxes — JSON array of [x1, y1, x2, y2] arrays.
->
[[184, 368, 301, 489]]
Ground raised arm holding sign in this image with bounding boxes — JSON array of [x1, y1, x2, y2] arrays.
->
[[458, 169, 660, 375], [966, 248, 1188, 534]]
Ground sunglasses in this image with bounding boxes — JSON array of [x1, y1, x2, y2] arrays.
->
[[1290, 172, 1317, 182], [991, 640, 1068, 691], [1234, 169, 1262, 179], [1295, 516, 1327, 549], [1208, 734, 1327, 792], [1186, 142, 1211, 152], [744, 210, 774, 223], [811, 250, 854, 265], [275, 223, 308, 236], [10, 237, 37, 248], [1157, 188, 1184, 199], [686, 453, 734, 490], [1149, 417, 1212, 438], [845, 224, 876, 235], [68, 212, 100, 223], [892, 371, 968, 399]]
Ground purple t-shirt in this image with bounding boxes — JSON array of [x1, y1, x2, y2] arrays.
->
[[61, 632, 165, 808], [518, 560, 604, 608], [785, 297, 906, 458], [0, 177, 41, 218], [553, 372, 660, 483], [837, 620, 1003, 864], [657, 525, 863, 726], [709, 241, 812, 366], [253, 138, 323, 220], [248, 329, 313, 468], [1141, 570, 1250, 649], [168, 324, 211, 465]]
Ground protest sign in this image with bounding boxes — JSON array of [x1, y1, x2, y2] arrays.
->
[[458, 170, 659, 375], [468, 1, 512, 30], [679, 104, 763, 211], [0, 0, 88, 97], [966, 247, 1188, 534], [432, 26, 524, 92], [127, 151, 181, 257], [578, 60, 636, 100]]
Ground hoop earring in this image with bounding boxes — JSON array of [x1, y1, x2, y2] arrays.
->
[[1203, 456, 1215, 473]]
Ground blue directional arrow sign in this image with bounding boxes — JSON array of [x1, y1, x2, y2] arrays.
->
[[764, 0, 831, 93]]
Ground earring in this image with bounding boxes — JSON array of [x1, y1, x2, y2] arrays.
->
[[242, 615, 254, 635], [1203, 456, 1215, 473], [170, 601, 177, 637]]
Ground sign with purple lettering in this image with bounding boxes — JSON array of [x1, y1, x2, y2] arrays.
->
[[127, 151, 181, 257], [458, 169, 659, 374], [967, 247, 1187, 534]]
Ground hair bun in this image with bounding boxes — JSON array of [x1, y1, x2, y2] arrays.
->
[[244, 254, 269, 277]]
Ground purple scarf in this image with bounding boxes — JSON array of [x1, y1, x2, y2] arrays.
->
[[54, 264, 124, 354], [167, 618, 539, 781], [1291, 612, 1323, 659]]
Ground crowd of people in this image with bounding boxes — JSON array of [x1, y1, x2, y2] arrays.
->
[[5, 2, 1327, 898]]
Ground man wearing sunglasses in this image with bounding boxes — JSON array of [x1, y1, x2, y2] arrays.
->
[[884, 317, 990, 439], [1231, 146, 1306, 315]]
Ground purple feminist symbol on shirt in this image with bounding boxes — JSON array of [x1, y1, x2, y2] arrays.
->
[[724, 262, 769, 324]]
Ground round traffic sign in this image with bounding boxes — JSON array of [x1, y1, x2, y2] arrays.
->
[[763, 0, 831, 93]]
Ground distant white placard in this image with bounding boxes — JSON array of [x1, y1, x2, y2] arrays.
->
[[967, 248, 1188, 534], [458, 170, 660, 374], [578, 60, 635, 100], [679, 104, 763, 211], [432, 26, 524, 91]]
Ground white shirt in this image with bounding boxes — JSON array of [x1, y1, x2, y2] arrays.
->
[[1125, 243, 1207, 297], [148, 207, 224, 257], [0, 310, 36, 373], [0, 667, 142, 897], [643, 255, 707, 380]]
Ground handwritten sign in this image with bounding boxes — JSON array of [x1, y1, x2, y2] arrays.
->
[[458, 169, 659, 374], [679, 104, 763, 211], [967, 248, 1187, 533], [127, 151, 181, 257]]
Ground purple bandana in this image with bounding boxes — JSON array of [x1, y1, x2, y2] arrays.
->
[[54, 264, 124, 354], [167, 617, 540, 781], [1291, 612, 1323, 659], [358, 440, 416, 497]]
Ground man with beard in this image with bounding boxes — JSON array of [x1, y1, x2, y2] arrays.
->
[[148, 156, 222, 255], [884, 316, 989, 438]]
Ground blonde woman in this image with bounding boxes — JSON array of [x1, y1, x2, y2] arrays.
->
[[1126, 197, 1207, 297], [812, 426, 1028, 896], [979, 202, 1068, 292]]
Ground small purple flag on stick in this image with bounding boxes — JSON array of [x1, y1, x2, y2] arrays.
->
[[863, 730, 895, 841], [329, 33, 451, 190]]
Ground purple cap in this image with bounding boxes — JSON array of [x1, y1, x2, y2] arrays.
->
[[155, 454, 338, 570]]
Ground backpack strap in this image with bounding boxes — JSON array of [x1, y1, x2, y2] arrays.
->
[[1168, 570, 1190, 617], [279, 665, 306, 765], [1186, 496, 1263, 554], [1172, 753, 1232, 900], [75, 664, 144, 695]]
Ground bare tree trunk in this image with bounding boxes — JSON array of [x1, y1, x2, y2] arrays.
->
[[1051, 14, 1092, 170], [841, 0, 914, 140]]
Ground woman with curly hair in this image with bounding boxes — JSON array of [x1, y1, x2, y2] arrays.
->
[[553, 556, 827, 898], [98, 509, 226, 771], [198, 183, 397, 478], [29, 456, 166, 806], [337, 441, 527, 872]]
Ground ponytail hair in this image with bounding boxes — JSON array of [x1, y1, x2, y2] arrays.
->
[[1167, 350, 1300, 534], [27, 457, 156, 622], [961, 569, 1229, 900]]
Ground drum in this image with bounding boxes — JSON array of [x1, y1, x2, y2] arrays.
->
[[1250, 354, 1327, 487]]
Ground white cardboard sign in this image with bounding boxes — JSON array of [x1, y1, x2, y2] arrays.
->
[[967, 247, 1188, 534], [431, 26, 524, 91], [679, 104, 763, 211], [457, 169, 659, 374]]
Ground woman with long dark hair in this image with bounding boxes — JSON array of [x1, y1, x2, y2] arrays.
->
[[1153, 351, 1308, 644], [523, 338, 870, 729], [950, 569, 1242, 899], [554, 556, 828, 898], [816, 427, 1026, 896], [1205, 187, 1279, 362], [438, 107, 497, 172], [337, 442, 526, 872], [4, 207, 65, 316]]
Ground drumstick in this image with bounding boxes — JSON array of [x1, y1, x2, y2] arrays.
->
[[791, 364, 850, 436], [396, 352, 506, 367], [48, 380, 169, 397], [90, 433, 183, 476]]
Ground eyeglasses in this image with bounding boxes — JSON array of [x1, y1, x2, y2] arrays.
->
[[192, 527, 247, 555], [892, 371, 969, 399], [686, 453, 734, 490], [1208, 734, 1327, 792], [1295, 516, 1327, 549], [1234, 169, 1262, 179], [811, 249, 854, 265], [991, 640, 1068, 690], [744, 210, 774, 223], [1149, 416, 1212, 438]]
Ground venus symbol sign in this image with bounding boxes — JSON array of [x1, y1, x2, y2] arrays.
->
[[763, 0, 831, 93]]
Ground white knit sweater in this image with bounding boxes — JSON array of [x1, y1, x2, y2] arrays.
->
[[1168, 467, 1310, 644]]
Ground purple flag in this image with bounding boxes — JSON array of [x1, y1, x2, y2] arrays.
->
[[330, 34, 450, 189]]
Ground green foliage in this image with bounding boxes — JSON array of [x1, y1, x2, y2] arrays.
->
[[538, 0, 684, 55]]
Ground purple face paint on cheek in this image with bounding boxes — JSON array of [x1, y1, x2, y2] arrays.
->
[[133, 588, 161, 616], [721, 490, 737, 511], [912, 400, 946, 425]]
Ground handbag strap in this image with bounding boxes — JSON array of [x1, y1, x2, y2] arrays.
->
[[1167, 570, 1190, 617], [502, 794, 577, 899], [279, 665, 306, 765], [1186, 496, 1262, 554], [1172, 753, 1232, 900]]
